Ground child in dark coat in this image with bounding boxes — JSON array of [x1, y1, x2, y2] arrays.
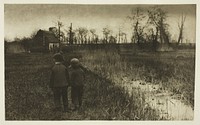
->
[[50, 53, 70, 112], [70, 58, 85, 111]]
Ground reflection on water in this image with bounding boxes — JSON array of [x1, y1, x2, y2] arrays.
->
[[117, 77, 194, 120]]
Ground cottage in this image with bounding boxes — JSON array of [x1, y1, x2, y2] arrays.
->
[[33, 29, 60, 52]]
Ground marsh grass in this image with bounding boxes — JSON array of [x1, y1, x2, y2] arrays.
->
[[81, 49, 195, 107]]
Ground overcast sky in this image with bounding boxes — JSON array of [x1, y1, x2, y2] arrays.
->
[[4, 4, 196, 42]]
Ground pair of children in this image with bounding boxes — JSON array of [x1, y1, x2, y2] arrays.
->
[[49, 53, 85, 112]]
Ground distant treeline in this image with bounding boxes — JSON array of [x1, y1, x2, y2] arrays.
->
[[5, 38, 195, 54]]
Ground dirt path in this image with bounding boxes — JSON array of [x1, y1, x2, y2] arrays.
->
[[120, 77, 194, 120]]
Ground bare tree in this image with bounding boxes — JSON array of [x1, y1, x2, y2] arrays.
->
[[148, 6, 170, 44], [57, 21, 64, 42], [76, 27, 88, 44], [118, 28, 121, 43], [83, 29, 88, 44], [128, 7, 146, 44], [109, 35, 117, 44], [94, 34, 99, 44], [121, 32, 128, 43], [103, 27, 112, 44], [177, 13, 186, 45], [146, 27, 159, 51], [52, 17, 64, 43], [117, 28, 126, 43], [73, 30, 80, 44], [90, 29, 97, 44], [66, 23, 75, 45]]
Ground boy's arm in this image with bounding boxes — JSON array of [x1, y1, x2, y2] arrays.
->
[[49, 70, 54, 88], [65, 68, 70, 86], [70, 71, 75, 87], [83, 71, 86, 82]]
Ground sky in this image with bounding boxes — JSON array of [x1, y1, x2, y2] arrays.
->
[[4, 4, 196, 43]]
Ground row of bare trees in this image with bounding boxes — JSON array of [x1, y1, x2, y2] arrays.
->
[[53, 23, 123, 45], [128, 6, 186, 46], [51, 6, 186, 46], [65, 27, 128, 45]]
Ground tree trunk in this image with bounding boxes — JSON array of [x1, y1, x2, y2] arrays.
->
[[177, 25, 183, 45], [81, 35, 83, 44], [177, 14, 186, 45], [160, 27, 169, 44], [152, 27, 159, 51]]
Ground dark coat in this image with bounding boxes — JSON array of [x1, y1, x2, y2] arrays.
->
[[70, 67, 85, 87], [50, 62, 70, 88]]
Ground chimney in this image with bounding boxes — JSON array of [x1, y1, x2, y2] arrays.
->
[[49, 27, 56, 33]]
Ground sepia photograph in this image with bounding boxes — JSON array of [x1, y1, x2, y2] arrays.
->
[[2, 0, 199, 124]]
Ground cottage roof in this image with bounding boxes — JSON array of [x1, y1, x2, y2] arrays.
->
[[36, 29, 59, 43]]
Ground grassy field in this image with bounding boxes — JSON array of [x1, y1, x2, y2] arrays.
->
[[81, 49, 195, 107], [5, 53, 159, 120], [5, 48, 195, 120]]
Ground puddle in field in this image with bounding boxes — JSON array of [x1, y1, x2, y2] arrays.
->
[[117, 77, 194, 120]]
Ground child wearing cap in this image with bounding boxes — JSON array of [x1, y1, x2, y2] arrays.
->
[[49, 53, 70, 112], [70, 58, 85, 111]]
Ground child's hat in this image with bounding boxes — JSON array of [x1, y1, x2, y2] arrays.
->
[[70, 58, 79, 65], [53, 53, 64, 62]]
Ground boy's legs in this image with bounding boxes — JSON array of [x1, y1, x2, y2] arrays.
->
[[53, 87, 62, 111], [61, 87, 69, 112], [78, 86, 84, 107], [71, 86, 79, 110]]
